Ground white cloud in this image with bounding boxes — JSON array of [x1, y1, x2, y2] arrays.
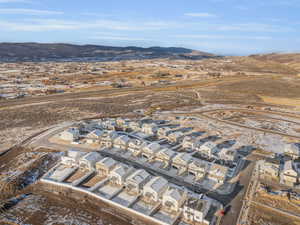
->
[[177, 34, 272, 40], [0, 0, 32, 3], [0, 8, 63, 15], [184, 12, 217, 18], [89, 35, 150, 41], [0, 19, 186, 32], [216, 23, 295, 32]]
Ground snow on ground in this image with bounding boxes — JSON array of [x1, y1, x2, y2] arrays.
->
[[0, 194, 128, 225]]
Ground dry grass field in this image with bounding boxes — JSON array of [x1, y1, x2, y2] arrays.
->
[[1, 53, 300, 225]]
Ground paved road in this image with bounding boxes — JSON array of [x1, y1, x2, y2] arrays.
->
[[220, 161, 255, 225], [235, 162, 260, 225]]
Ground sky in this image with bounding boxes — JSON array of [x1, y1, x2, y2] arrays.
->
[[0, 0, 299, 55]]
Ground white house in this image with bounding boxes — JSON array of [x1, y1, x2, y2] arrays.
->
[[113, 135, 130, 150], [183, 197, 211, 223], [182, 136, 199, 149], [128, 139, 145, 156], [207, 163, 229, 184], [109, 164, 134, 186], [188, 159, 209, 180], [162, 186, 187, 213], [217, 148, 237, 163], [100, 131, 119, 148], [142, 123, 158, 135], [155, 148, 177, 167], [116, 118, 130, 128], [125, 169, 151, 194], [129, 121, 141, 131], [157, 127, 173, 137], [259, 158, 280, 179], [61, 150, 87, 167], [142, 142, 161, 160], [95, 157, 117, 176], [79, 152, 103, 170], [86, 129, 104, 144], [168, 131, 184, 143], [59, 127, 80, 141], [282, 160, 298, 185], [197, 142, 219, 158], [101, 119, 117, 130], [285, 143, 300, 159], [143, 176, 169, 203], [172, 153, 193, 174]]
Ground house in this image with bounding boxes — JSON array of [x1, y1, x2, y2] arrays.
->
[[183, 197, 211, 223], [168, 131, 184, 143], [143, 176, 169, 203], [182, 136, 199, 149], [113, 135, 130, 150], [282, 160, 298, 186], [101, 119, 117, 130], [155, 148, 177, 167], [79, 152, 102, 170], [142, 123, 158, 135], [259, 158, 280, 178], [285, 143, 300, 159], [86, 129, 104, 144], [197, 142, 219, 159], [207, 163, 229, 184], [125, 169, 151, 195], [89, 120, 104, 130], [128, 139, 144, 156], [78, 121, 97, 132], [128, 121, 141, 131], [95, 157, 117, 176], [162, 186, 187, 213], [61, 150, 86, 167], [109, 164, 134, 186], [59, 127, 80, 141], [100, 131, 119, 148], [116, 118, 130, 128], [188, 159, 209, 180], [172, 153, 193, 174], [218, 148, 238, 163], [142, 142, 161, 160], [157, 127, 173, 137]]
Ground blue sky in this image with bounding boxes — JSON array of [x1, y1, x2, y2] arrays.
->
[[0, 0, 299, 55]]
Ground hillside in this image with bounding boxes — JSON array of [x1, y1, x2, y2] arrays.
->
[[0, 42, 215, 62], [249, 53, 300, 73]]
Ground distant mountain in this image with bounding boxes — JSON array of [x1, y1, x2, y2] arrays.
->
[[0, 42, 216, 62]]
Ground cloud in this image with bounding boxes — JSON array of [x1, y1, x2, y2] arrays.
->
[[0, 0, 32, 3], [0, 19, 182, 32], [184, 12, 217, 18], [216, 23, 295, 32], [89, 35, 150, 41], [0, 8, 63, 15], [176, 34, 272, 40]]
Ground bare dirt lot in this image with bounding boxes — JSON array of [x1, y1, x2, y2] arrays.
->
[[248, 203, 300, 225], [0, 193, 131, 225]]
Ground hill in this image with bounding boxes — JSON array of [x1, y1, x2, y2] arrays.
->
[[249, 53, 300, 73], [0, 42, 216, 62]]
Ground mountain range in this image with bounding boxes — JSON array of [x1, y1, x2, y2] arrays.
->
[[0, 42, 216, 62]]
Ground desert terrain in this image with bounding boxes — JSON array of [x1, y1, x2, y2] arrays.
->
[[1, 51, 300, 225]]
